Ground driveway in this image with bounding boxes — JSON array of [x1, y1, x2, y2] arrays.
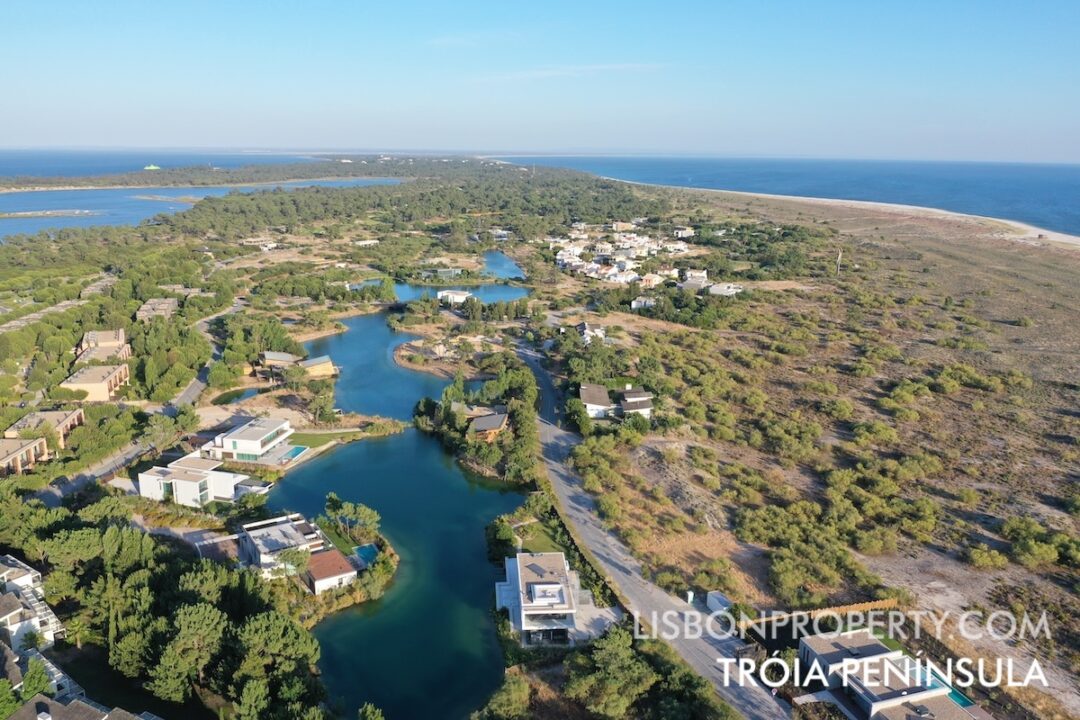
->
[[516, 344, 789, 720], [169, 300, 245, 408], [35, 441, 149, 508]]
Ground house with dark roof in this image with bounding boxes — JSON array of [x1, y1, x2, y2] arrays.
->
[[618, 385, 654, 420], [578, 384, 615, 419], [469, 412, 509, 442]]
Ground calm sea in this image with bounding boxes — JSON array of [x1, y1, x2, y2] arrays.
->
[[499, 156, 1080, 236], [0, 149, 314, 177]]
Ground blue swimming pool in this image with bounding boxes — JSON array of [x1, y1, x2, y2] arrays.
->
[[284, 445, 308, 461], [354, 543, 379, 568]]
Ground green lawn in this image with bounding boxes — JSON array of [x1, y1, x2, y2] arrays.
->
[[290, 430, 363, 448], [518, 520, 565, 555], [316, 518, 357, 554]]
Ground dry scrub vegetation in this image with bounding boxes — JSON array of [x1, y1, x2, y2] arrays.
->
[[537, 187, 1080, 716]]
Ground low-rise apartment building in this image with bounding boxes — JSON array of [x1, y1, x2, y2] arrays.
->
[[59, 364, 130, 402], [0, 437, 48, 475], [135, 297, 179, 321], [4, 408, 85, 450], [75, 328, 132, 363]]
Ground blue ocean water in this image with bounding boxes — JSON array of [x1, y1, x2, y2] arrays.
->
[[0, 149, 314, 177], [499, 156, 1080, 236]]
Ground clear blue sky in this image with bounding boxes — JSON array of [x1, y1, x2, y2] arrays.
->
[[4, 0, 1079, 162]]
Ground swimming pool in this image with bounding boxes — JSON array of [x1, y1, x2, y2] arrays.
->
[[354, 543, 379, 569], [283, 445, 308, 461]]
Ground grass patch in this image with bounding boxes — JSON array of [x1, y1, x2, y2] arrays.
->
[[518, 520, 565, 554], [316, 517, 358, 554], [290, 430, 364, 448]]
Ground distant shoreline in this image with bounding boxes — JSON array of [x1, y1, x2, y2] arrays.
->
[[0, 175, 389, 195], [601, 175, 1080, 250]]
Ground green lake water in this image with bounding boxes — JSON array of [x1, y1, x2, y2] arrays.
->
[[267, 258, 526, 718]]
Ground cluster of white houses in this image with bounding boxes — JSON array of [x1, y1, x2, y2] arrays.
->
[[135, 416, 305, 507], [579, 383, 654, 420], [1, 575, 160, 718], [0, 555, 63, 652]]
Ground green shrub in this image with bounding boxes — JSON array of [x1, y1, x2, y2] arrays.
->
[[967, 543, 1008, 570]]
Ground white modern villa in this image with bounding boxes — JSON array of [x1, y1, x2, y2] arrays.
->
[[238, 514, 328, 577], [797, 629, 983, 720], [137, 452, 270, 508], [201, 416, 304, 465], [496, 552, 579, 645]]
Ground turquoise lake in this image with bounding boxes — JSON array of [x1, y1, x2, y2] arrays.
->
[[267, 253, 527, 719]]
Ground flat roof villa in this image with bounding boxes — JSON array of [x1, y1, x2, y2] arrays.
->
[[135, 297, 179, 321], [437, 289, 473, 305], [76, 328, 132, 363], [797, 630, 981, 720], [201, 416, 305, 466], [4, 408, 85, 450], [238, 514, 327, 577], [59, 364, 130, 402], [137, 453, 269, 509], [0, 437, 48, 475], [496, 552, 579, 645]]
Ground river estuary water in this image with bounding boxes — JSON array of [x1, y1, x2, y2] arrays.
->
[[267, 255, 527, 718]]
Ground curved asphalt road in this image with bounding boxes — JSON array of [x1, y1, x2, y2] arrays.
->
[[516, 344, 790, 720]]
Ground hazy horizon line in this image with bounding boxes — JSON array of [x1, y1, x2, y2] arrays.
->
[[1, 147, 1078, 167]]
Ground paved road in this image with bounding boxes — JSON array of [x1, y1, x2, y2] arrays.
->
[[516, 345, 790, 720], [35, 441, 149, 508], [169, 300, 245, 408]]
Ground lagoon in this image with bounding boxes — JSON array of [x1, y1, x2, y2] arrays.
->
[[267, 313, 523, 718], [0, 178, 396, 238]]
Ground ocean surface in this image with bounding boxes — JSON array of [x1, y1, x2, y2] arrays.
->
[[0, 149, 314, 177], [498, 156, 1080, 236]]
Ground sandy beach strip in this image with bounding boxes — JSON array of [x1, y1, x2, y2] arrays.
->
[[600, 176, 1080, 250]]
